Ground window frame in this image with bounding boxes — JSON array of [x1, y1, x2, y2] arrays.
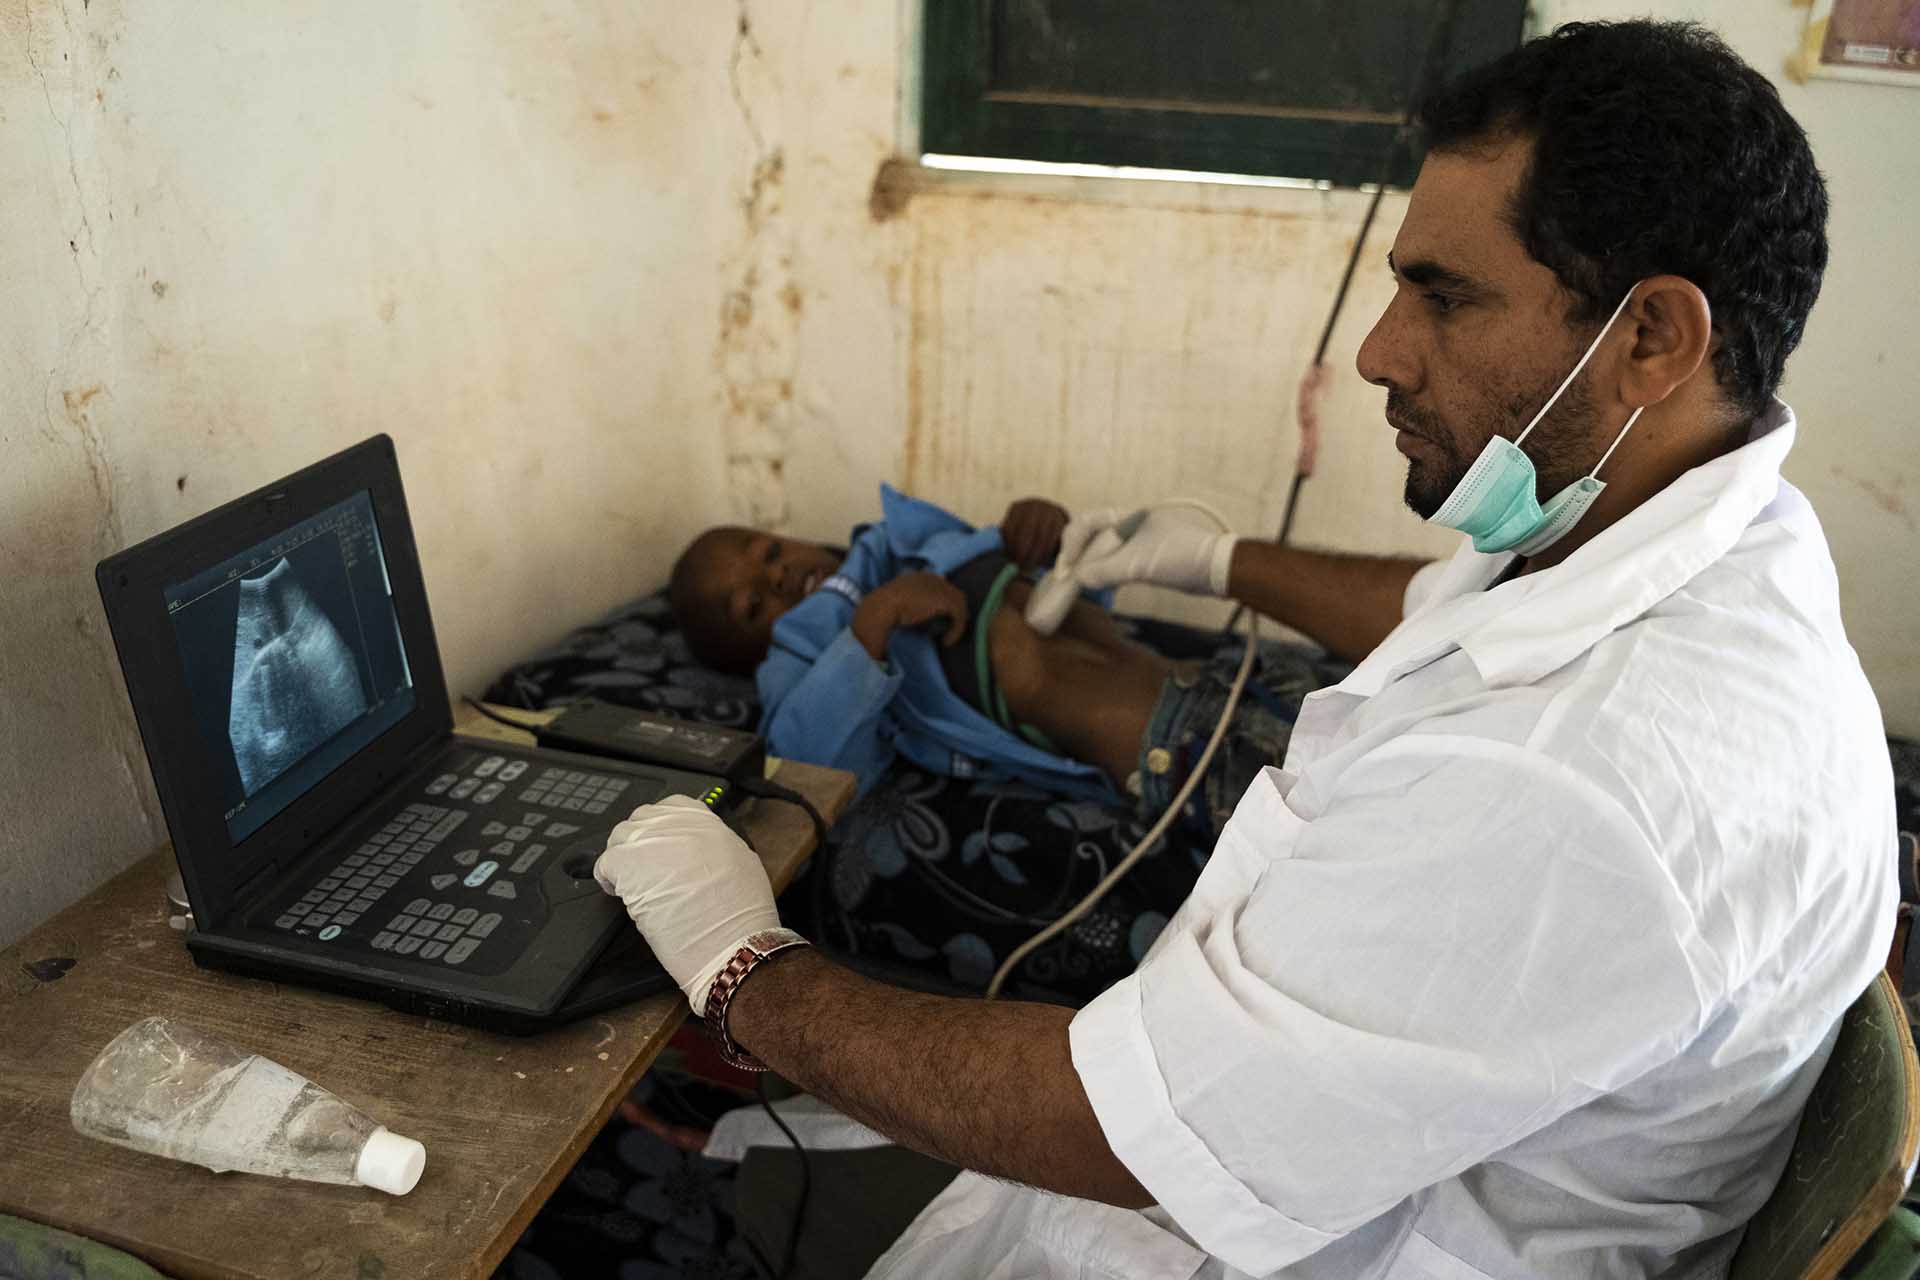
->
[[919, 1, 1527, 189]]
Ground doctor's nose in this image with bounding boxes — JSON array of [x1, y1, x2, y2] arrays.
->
[[1356, 297, 1418, 393]]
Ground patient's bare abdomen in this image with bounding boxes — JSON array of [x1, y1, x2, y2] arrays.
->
[[229, 558, 368, 794]]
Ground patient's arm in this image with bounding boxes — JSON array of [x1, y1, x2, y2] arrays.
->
[[850, 572, 969, 659], [1227, 542, 1428, 664]]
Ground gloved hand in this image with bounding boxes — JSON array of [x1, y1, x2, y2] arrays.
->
[[593, 795, 782, 1008], [1057, 507, 1239, 597]]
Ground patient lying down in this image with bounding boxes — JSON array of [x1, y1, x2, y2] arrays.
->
[[668, 485, 1289, 836]]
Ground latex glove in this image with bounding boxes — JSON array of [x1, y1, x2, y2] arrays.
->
[[594, 795, 782, 1008], [1057, 507, 1239, 597]]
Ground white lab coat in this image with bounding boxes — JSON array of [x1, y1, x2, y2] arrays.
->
[[867, 401, 1897, 1280]]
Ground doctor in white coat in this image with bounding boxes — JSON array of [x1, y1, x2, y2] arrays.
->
[[594, 18, 1895, 1279]]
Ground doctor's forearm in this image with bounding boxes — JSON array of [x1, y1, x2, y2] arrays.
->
[[1227, 541, 1427, 663], [725, 947, 1154, 1209]]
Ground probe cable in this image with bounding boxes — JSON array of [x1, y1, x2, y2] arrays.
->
[[986, 501, 1257, 1000]]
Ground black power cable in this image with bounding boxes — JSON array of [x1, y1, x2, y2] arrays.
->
[[753, 1073, 813, 1280], [1221, 0, 1467, 638]]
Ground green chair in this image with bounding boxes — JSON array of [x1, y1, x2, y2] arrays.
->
[[1728, 973, 1920, 1280]]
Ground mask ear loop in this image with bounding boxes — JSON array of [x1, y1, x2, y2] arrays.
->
[[1585, 404, 1646, 481], [1513, 286, 1643, 451]]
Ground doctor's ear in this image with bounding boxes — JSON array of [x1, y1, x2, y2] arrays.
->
[[1619, 276, 1713, 410]]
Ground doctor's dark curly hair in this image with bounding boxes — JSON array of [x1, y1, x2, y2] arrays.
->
[[1420, 20, 1828, 420]]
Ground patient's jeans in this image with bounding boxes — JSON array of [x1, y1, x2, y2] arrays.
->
[[1134, 651, 1305, 841]]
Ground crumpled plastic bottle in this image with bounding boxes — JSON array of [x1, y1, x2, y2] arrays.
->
[[70, 1016, 424, 1195]]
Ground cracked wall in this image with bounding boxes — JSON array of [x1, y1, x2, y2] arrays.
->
[[745, 0, 1920, 734], [0, 1, 745, 947], [4, 0, 1916, 949]]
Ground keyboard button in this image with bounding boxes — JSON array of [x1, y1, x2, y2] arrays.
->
[[374, 875, 400, 889], [318, 925, 341, 941], [464, 860, 499, 889], [435, 923, 463, 943], [387, 912, 414, 932], [510, 849, 543, 874], [506, 825, 532, 841], [449, 778, 479, 800], [565, 770, 586, 782], [426, 773, 457, 795], [301, 889, 328, 905], [287, 901, 312, 918], [474, 755, 504, 778], [497, 761, 527, 781], [565, 798, 588, 810], [410, 918, 439, 938], [306, 912, 333, 928], [490, 841, 515, 857], [399, 851, 425, 866], [406, 897, 431, 914], [430, 873, 457, 891], [452, 848, 478, 868], [453, 907, 478, 925], [523, 811, 546, 827], [470, 912, 502, 938], [317, 878, 341, 891], [429, 902, 455, 920], [351, 897, 380, 914], [486, 880, 517, 900], [419, 941, 448, 960], [482, 821, 507, 836], [445, 937, 480, 965], [275, 914, 298, 929], [334, 911, 360, 928], [343, 855, 367, 868], [585, 802, 608, 814], [476, 782, 504, 804], [372, 931, 399, 951], [546, 823, 581, 838], [395, 935, 423, 955], [604, 779, 630, 793]]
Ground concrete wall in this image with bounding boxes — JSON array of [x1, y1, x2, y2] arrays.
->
[[0, 3, 739, 947], [3, 0, 1913, 947], [748, 0, 1920, 715]]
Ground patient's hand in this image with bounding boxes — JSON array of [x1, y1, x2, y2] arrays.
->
[[1001, 498, 1070, 569], [852, 572, 969, 660]]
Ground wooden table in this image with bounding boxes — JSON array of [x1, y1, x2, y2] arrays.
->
[[0, 705, 854, 1279]]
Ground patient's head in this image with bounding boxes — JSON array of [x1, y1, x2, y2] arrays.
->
[[669, 527, 846, 674]]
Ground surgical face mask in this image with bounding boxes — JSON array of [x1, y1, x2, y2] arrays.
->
[[1427, 285, 1646, 557]]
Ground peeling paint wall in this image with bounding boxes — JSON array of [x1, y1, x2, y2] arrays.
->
[[736, 0, 1920, 725], [0, 2, 742, 947], [5, 0, 1915, 948]]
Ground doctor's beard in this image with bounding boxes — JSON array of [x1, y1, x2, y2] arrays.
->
[[1390, 368, 1604, 520]]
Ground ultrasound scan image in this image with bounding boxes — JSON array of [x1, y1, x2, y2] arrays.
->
[[228, 557, 369, 795]]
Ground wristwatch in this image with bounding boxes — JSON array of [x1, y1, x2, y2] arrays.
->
[[702, 928, 810, 1071]]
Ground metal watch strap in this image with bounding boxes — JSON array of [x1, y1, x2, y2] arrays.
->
[[702, 928, 810, 1071]]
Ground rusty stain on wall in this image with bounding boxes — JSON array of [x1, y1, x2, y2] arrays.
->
[[714, 0, 803, 528], [1833, 465, 1915, 531], [868, 156, 912, 223]]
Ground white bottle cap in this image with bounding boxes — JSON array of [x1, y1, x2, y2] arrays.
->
[[354, 1126, 426, 1196]]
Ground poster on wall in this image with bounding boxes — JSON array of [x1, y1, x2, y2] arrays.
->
[[1788, 0, 1920, 85]]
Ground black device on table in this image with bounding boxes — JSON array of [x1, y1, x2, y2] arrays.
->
[[95, 434, 727, 1034]]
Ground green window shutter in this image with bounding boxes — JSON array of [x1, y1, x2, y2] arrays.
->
[[922, 0, 1529, 188]]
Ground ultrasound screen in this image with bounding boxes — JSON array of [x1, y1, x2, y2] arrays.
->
[[166, 490, 414, 844]]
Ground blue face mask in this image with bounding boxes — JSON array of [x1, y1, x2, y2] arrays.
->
[[1427, 286, 1646, 557]]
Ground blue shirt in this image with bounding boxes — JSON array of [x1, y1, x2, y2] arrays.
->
[[755, 485, 1115, 801]]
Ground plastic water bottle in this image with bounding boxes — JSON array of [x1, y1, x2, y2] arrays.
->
[[70, 1016, 425, 1195]]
